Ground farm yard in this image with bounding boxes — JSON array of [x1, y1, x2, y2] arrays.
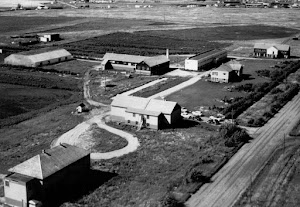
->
[[0, 4, 300, 207]]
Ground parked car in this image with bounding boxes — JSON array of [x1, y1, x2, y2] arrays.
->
[[181, 112, 193, 119]]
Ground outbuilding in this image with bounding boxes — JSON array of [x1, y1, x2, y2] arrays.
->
[[3, 144, 90, 207], [39, 34, 60, 42], [110, 95, 181, 129], [4, 48, 72, 67], [185, 49, 227, 71], [101, 53, 170, 75]]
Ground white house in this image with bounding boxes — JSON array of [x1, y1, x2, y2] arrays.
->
[[39, 34, 60, 43], [110, 95, 181, 130], [185, 49, 227, 71], [253, 43, 290, 58], [210, 60, 243, 83]]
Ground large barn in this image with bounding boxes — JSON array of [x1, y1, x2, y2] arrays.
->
[[253, 43, 290, 59], [111, 95, 181, 130], [185, 49, 227, 71], [3, 144, 90, 207], [101, 53, 170, 75], [4, 48, 72, 67]]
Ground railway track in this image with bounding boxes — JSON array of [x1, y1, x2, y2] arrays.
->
[[187, 91, 300, 207]]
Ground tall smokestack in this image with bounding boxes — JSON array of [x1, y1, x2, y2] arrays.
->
[[166, 49, 169, 59]]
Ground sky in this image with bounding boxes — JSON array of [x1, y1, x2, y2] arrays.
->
[[0, 0, 52, 7]]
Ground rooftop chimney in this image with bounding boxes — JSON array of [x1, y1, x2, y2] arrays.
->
[[166, 49, 169, 59]]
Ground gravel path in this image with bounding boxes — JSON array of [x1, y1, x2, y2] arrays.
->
[[187, 91, 300, 207]]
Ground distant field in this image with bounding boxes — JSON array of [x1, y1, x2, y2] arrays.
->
[[167, 59, 275, 110], [137, 25, 299, 41], [0, 83, 74, 119], [63, 31, 229, 57], [0, 16, 81, 34]]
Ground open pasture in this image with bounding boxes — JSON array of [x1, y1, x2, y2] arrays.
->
[[0, 83, 74, 119], [0, 15, 81, 34]]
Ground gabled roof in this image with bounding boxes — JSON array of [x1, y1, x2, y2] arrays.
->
[[112, 95, 179, 116], [145, 99, 178, 115], [111, 95, 149, 109], [126, 107, 162, 116], [227, 60, 243, 71], [254, 43, 290, 51], [103, 53, 146, 64], [8, 144, 90, 180], [11, 48, 72, 64], [102, 53, 169, 67], [213, 64, 233, 72], [142, 55, 169, 67]]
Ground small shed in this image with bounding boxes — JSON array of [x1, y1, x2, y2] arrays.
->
[[39, 34, 60, 42]]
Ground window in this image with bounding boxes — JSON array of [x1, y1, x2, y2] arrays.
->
[[127, 120, 130, 123], [212, 72, 218, 76], [133, 113, 136, 117], [5, 180, 9, 187], [147, 115, 150, 119], [223, 73, 226, 75], [136, 121, 138, 125]]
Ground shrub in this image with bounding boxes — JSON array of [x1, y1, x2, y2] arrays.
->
[[160, 193, 185, 207]]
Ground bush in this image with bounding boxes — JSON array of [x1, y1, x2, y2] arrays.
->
[[160, 193, 185, 207]]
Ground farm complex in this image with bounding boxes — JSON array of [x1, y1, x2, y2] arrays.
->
[[0, 3, 300, 207]]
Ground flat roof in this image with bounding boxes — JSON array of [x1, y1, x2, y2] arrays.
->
[[188, 49, 226, 61]]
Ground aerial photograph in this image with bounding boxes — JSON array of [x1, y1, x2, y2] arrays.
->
[[0, 0, 300, 206]]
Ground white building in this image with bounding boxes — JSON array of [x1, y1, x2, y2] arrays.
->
[[185, 49, 227, 71], [210, 60, 243, 83], [110, 95, 181, 130], [4, 48, 72, 67]]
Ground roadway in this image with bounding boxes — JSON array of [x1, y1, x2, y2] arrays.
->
[[187, 91, 300, 207]]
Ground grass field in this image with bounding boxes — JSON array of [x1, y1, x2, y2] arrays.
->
[[0, 83, 74, 119], [0, 15, 81, 34], [67, 121, 248, 207], [43, 60, 100, 76]]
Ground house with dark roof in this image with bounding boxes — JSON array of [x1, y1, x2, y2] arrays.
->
[[4, 48, 72, 67], [3, 144, 90, 207], [210, 60, 243, 83], [111, 95, 181, 129], [185, 49, 227, 71], [101, 53, 170, 75], [254, 43, 290, 58]]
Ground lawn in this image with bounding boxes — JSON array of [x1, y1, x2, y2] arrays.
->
[[167, 59, 275, 111]]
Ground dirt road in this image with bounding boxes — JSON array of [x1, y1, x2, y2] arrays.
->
[[187, 92, 300, 207]]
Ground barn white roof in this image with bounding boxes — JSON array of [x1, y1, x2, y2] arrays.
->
[[111, 95, 179, 116], [15, 48, 72, 63], [254, 43, 290, 51]]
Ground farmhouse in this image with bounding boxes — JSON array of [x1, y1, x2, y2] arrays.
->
[[111, 95, 181, 129], [3, 144, 90, 207], [4, 48, 72, 67], [39, 34, 60, 42], [210, 60, 243, 83], [101, 53, 170, 75], [185, 49, 227, 71], [253, 43, 290, 59]]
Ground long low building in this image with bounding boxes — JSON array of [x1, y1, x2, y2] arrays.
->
[[101, 53, 170, 75], [4, 144, 90, 207], [185, 49, 227, 71], [111, 95, 181, 130], [4, 48, 73, 67], [253, 43, 290, 59]]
